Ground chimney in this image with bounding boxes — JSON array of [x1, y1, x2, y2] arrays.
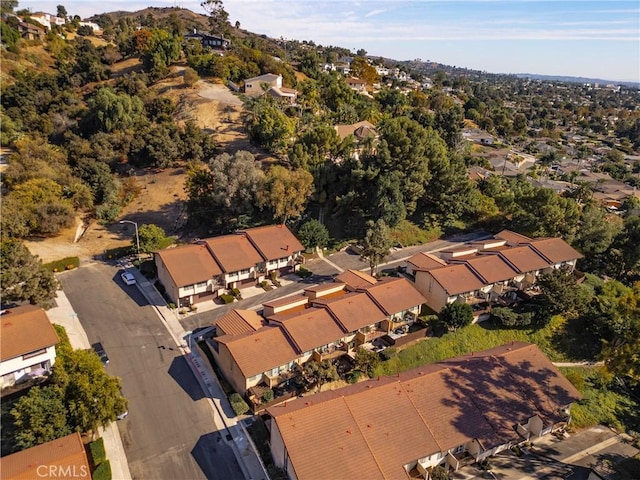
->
[[286, 245, 289, 251]]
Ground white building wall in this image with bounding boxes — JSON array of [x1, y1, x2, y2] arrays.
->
[[0, 346, 56, 388]]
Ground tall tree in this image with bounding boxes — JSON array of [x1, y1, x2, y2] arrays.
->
[[52, 348, 128, 434], [11, 386, 70, 450], [297, 219, 329, 250], [360, 219, 392, 275], [303, 360, 339, 392], [201, 0, 229, 34], [261, 166, 314, 224], [136, 224, 175, 253], [0, 240, 58, 308]]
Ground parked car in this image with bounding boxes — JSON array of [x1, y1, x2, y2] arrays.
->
[[117, 410, 129, 420], [92, 342, 109, 366], [121, 271, 136, 286]]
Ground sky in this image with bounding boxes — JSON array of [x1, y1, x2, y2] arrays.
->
[[21, 0, 640, 82]]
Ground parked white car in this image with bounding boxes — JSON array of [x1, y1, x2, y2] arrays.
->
[[121, 272, 136, 286]]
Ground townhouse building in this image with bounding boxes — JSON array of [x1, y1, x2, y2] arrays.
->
[[408, 230, 582, 313], [208, 275, 426, 396], [155, 225, 303, 307], [266, 342, 581, 480]]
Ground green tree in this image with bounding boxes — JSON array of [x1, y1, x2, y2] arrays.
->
[[439, 302, 473, 331], [537, 268, 587, 321], [360, 219, 392, 276], [201, 0, 230, 34], [140, 29, 181, 80], [183, 67, 199, 87], [11, 386, 70, 450], [56, 4, 67, 18], [354, 348, 380, 378], [52, 348, 128, 434], [303, 360, 339, 392], [0, 240, 58, 308], [244, 96, 296, 154], [137, 224, 175, 253], [297, 219, 330, 250], [87, 87, 144, 133], [261, 166, 314, 224], [430, 465, 450, 480]]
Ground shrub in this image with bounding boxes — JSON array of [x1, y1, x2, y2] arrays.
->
[[430, 465, 450, 480], [261, 389, 274, 403], [89, 437, 106, 466], [346, 370, 362, 384], [439, 302, 473, 331], [168, 303, 176, 309], [92, 460, 111, 480], [220, 294, 234, 304], [231, 288, 241, 298], [229, 393, 249, 416], [190, 305, 198, 312], [43, 256, 80, 272], [379, 347, 396, 361], [296, 266, 313, 278], [490, 307, 519, 327]]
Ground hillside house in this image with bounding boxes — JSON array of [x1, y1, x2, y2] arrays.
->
[[184, 29, 230, 49], [267, 343, 580, 480], [346, 77, 367, 92], [408, 231, 582, 314], [0, 305, 59, 390], [155, 225, 304, 307], [208, 275, 426, 396]]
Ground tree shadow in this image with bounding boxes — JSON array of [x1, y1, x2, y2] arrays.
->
[[168, 356, 206, 402]]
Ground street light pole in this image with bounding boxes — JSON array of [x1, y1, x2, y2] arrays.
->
[[119, 220, 140, 264]]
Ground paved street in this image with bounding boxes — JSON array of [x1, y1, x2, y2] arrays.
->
[[59, 263, 244, 480]]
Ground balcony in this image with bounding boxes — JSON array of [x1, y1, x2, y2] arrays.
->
[[355, 328, 387, 345], [263, 367, 300, 389], [312, 342, 348, 362]]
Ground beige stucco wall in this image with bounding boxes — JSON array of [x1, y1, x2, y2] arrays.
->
[[414, 272, 449, 312]]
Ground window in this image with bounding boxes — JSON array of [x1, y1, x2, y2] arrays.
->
[[196, 281, 207, 289], [183, 284, 194, 292], [454, 445, 465, 454], [240, 268, 250, 274], [23, 348, 47, 360]]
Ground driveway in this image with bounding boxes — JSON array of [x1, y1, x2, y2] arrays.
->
[[451, 425, 639, 480], [197, 82, 243, 106], [59, 263, 244, 480]]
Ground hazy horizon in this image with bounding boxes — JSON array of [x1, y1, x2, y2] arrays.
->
[[21, 0, 640, 83]]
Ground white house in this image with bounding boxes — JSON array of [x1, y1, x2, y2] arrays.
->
[[1, 305, 59, 389]]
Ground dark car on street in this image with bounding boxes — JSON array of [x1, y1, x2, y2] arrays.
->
[[92, 342, 109, 366]]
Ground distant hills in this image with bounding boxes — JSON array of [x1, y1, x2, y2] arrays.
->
[[515, 73, 639, 88]]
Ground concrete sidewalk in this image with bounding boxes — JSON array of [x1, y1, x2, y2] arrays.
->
[[48, 287, 132, 480], [125, 267, 268, 480]]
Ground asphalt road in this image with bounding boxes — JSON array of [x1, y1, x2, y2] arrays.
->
[[59, 263, 244, 480]]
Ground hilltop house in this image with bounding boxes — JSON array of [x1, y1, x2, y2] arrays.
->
[[243, 73, 298, 104], [155, 225, 304, 307], [184, 29, 230, 49], [0, 305, 59, 390], [407, 230, 582, 314], [266, 342, 581, 480], [208, 275, 426, 397]]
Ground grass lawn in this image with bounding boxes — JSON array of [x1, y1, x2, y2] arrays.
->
[[374, 315, 570, 377]]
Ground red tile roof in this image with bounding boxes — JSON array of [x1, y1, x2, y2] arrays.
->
[[406, 252, 447, 272], [528, 238, 583, 264], [493, 245, 551, 273], [0, 432, 90, 480], [242, 225, 304, 261], [204, 234, 263, 273], [495, 229, 533, 245], [1, 305, 59, 361], [272, 308, 345, 353], [426, 264, 485, 296], [459, 255, 520, 284], [363, 277, 427, 315], [215, 309, 264, 336], [316, 292, 387, 332], [335, 269, 377, 289], [216, 326, 299, 378], [269, 343, 581, 480], [156, 244, 222, 287]]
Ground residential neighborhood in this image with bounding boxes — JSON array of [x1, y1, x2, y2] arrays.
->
[[1, 2, 639, 480]]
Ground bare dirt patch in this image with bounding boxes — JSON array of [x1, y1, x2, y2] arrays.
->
[[24, 66, 277, 263], [25, 168, 188, 264]]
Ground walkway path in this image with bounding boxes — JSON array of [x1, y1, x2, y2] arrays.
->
[[48, 288, 132, 480]]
